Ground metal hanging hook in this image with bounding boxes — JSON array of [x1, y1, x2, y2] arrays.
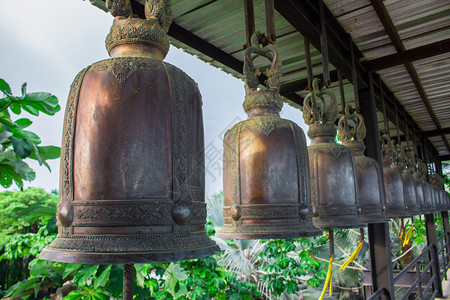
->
[[319, 0, 331, 88]]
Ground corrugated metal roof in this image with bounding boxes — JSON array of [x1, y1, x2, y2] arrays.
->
[[92, 0, 450, 157]]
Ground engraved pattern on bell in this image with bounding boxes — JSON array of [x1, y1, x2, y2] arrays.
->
[[40, 3, 219, 264], [304, 80, 364, 230], [217, 40, 321, 239]]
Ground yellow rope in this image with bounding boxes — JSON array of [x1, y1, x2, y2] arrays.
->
[[319, 257, 333, 300], [340, 241, 364, 270], [403, 225, 414, 247]]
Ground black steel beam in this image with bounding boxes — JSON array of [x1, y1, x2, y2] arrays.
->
[[424, 127, 450, 138], [363, 38, 450, 71], [275, 0, 368, 90], [360, 73, 395, 299], [425, 213, 444, 297], [439, 155, 450, 161]]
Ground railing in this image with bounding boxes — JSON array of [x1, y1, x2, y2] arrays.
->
[[437, 232, 450, 279], [363, 243, 441, 299], [367, 288, 387, 300], [392, 244, 438, 299]]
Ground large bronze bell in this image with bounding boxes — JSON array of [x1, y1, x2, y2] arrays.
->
[[303, 80, 364, 230], [413, 159, 426, 213], [401, 147, 419, 216], [40, 1, 219, 264], [420, 161, 435, 214], [217, 43, 321, 239], [337, 105, 388, 224], [433, 174, 444, 211], [381, 136, 406, 218]]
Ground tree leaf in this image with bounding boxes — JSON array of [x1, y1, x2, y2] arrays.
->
[[94, 264, 112, 289], [11, 137, 32, 158], [0, 130, 12, 143], [107, 264, 123, 297], [0, 78, 12, 95], [9, 102, 21, 114], [30, 259, 49, 276], [63, 264, 83, 279], [14, 118, 32, 129], [21, 82, 27, 97], [73, 264, 99, 287]]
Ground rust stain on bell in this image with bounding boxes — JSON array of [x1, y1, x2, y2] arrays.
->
[[304, 80, 364, 230], [40, 0, 219, 264], [337, 105, 388, 224], [217, 39, 321, 239]]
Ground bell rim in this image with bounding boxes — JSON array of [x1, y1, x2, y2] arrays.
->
[[313, 216, 366, 230], [39, 244, 220, 265], [216, 224, 323, 239]]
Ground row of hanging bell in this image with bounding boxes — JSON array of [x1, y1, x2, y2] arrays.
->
[[337, 105, 388, 224], [40, 0, 219, 264], [302, 80, 361, 230], [217, 38, 322, 239]]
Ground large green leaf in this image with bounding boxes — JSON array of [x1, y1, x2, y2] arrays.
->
[[11, 137, 32, 158], [63, 264, 83, 279], [30, 259, 50, 276], [29, 145, 61, 171], [107, 265, 124, 297], [20, 92, 60, 116], [73, 264, 99, 287], [0, 78, 11, 95], [14, 205, 57, 223], [14, 118, 32, 129], [94, 264, 112, 289]]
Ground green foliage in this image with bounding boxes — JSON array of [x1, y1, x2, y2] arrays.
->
[[0, 188, 58, 247], [0, 78, 61, 188]]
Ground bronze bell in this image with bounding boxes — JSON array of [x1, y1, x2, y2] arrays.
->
[[337, 105, 388, 224], [217, 42, 321, 239], [420, 161, 435, 214], [381, 136, 406, 218], [40, 1, 219, 264], [303, 80, 364, 230], [401, 147, 419, 216], [428, 172, 438, 213], [433, 174, 444, 211], [413, 159, 426, 213]]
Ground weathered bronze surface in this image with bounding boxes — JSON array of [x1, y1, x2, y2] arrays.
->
[[422, 171, 435, 214], [217, 42, 321, 239], [401, 147, 419, 216], [338, 105, 388, 224], [304, 80, 364, 230], [381, 136, 406, 218], [413, 159, 426, 213], [40, 1, 219, 264]]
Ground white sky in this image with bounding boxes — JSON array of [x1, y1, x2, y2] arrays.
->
[[0, 0, 309, 196]]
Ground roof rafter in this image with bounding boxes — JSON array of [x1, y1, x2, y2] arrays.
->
[[363, 39, 450, 72], [369, 0, 450, 154]]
